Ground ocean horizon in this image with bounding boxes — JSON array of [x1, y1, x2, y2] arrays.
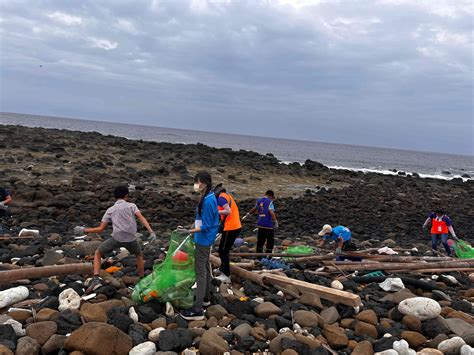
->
[[1, 112, 473, 181]]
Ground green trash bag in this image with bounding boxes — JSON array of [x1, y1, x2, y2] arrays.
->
[[453, 240, 474, 259], [132, 231, 196, 308], [284, 246, 315, 255]]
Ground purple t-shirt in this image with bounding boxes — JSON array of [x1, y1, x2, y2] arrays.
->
[[217, 196, 228, 207]]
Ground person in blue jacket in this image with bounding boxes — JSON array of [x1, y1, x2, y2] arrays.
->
[[178, 171, 219, 321], [319, 224, 352, 254]]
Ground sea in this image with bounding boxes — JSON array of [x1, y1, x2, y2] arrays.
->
[[1, 112, 473, 181]]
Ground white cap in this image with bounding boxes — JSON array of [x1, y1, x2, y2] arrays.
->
[[318, 224, 332, 236]]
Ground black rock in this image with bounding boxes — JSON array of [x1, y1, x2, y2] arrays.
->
[[230, 319, 251, 329], [242, 280, 263, 296], [158, 329, 193, 352], [55, 310, 82, 335], [311, 348, 331, 355], [225, 300, 255, 316], [36, 296, 59, 311], [136, 305, 157, 323], [241, 314, 256, 324], [0, 325, 17, 347], [175, 315, 188, 329], [421, 318, 450, 339], [374, 336, 398, 352], [108, 310, 133, 333], [309, 327, 322, 337], [61, 282, 84, 296], [235, 335, 255, 352], [96, 285, 116, 299], [251, 340, 269, 352], [221, 332, 235, 343], [389, 307, 405, 322], [128, 324, 148, 346], [451, 299, 472, 313], [275, 316, 293, 330]]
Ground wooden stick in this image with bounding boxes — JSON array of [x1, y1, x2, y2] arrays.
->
[[209, 255, 265, 285], [0, 263, 93, 283], [323, 260, 474, 273], [263, 273, 362, 307]]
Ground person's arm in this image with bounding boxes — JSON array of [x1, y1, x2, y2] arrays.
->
[[219, 204, 231, 216], [319, 239, 326, 247], [135, 211, 154, 234], [422, 217, 431, 229], [248, 206, 257, 215], [2, 195, 12, 205], [448, 225, 456, 238], [269, 209, 277, 222], [84, 221, 108, 234]]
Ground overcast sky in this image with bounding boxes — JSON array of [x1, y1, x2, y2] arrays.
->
[[0, 0, 472, 155]]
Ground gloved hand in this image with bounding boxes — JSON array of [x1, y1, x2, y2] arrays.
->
[[452, 235, 459, 241], [176, 228, 191, 235], [0, 201, 7, 210], [273, 220, 279, 231], [335, 247, 343, 255], [149, 232, 157, 242], [74, 226, 86, 235], [422, 224, 427, 230]]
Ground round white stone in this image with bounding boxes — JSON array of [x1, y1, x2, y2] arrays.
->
[[398, 297, 441, 320], [129, 341, 156, 355], [438, 337, 466, 353]]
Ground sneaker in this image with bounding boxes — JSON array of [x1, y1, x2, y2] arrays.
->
[[180, 307, 204, 321], [212, 268, 223, 275], [202, 299, 211, 307], [215, 274, 231, 283], [85, 276, 103, 294]]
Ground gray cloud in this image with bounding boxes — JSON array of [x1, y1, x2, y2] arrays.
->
[[0, 0, 472, 154]]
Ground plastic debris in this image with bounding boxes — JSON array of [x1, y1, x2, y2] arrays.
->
[[379, 278, 405, 292]]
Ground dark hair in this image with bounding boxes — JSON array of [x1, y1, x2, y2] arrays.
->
[[114, 186, 129, 199], [265, 190, 275, 198], [194, 171, 212, 216], [435, 208, 445, 214]]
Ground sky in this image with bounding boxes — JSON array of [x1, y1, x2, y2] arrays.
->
[[0, 0, 473, 155]]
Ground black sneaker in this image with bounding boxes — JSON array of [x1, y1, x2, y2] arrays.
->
[[180, 307, 204, 321], [86, 276, 103, 294]]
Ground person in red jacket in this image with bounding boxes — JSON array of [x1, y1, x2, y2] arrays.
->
[[423, 209, 457, 256]]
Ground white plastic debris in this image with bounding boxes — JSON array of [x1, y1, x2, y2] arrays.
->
[[165, 302, 174, 317], [331, 280, 344, 290], [379, 278, 405, 292], [252, 298, 265, 304], [0, 286, 29, 308], [279, 327, 291, 334], [277, 291, 284, 297], [18, 228, 40, 237], [129, 307, 139, 323], [58, 288, 81, 311], [377, 247, 398, 255]]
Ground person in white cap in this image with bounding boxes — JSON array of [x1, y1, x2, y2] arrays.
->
[[318, 224, 352, 254]]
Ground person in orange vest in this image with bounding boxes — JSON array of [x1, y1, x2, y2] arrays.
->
[[213, 184, 242, 283], [423, 209, 458, 256]]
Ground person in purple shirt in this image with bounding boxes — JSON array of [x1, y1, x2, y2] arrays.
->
[[245, 190, 278, 254]]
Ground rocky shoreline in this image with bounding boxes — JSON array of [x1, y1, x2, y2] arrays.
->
[[0, 124, 473, 355]]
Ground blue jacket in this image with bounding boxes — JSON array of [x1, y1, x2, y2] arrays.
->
[[194, 191, 219, 246], [324, 225, 351, 242]]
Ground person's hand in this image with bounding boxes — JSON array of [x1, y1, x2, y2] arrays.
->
[[242, 213, 250, 220], [273, 220, 279, 231], [452, 235, 459, 241], [176, 228, 191, 235], [149, 232, 157, 242], [335, 247, 343, 255], [74, 226, 86, 235], [422, 224, 427, 230], [0, 201, 6, 210]]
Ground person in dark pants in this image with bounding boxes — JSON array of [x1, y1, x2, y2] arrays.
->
[[214, 184, 242, 283], [423, 209, 457, 256], [246, 190, 278, 254], [178, 171, 219, 321]]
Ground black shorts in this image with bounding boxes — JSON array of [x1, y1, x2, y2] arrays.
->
[[97, 238, 142, 256]]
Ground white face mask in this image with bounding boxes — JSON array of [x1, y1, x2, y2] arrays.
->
[[193, 183, 201, 192]]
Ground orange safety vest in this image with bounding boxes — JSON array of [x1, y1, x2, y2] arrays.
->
[[218, 192, 242, 231], [431, 216, 449, 234]]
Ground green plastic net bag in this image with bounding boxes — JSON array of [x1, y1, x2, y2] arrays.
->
[[132, 231, 195, 308], [284, 246, 315, 255], [453, 240, 474, 259]]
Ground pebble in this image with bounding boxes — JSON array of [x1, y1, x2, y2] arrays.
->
[[294, 310, 319, 327], [58, 288, 81, 312], [438, 336, 466, 353], [254, 302, 282, 318], [129, 341, 157, 355]]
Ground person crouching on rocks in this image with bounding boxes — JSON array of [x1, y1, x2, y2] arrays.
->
[[319, 224, 353, 255], [214, 183, 242, 283], [177, 171, 219, 321], [423, 209, 458, 256], [245, 190, 278, 254], [75, 185, 156, 293]]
